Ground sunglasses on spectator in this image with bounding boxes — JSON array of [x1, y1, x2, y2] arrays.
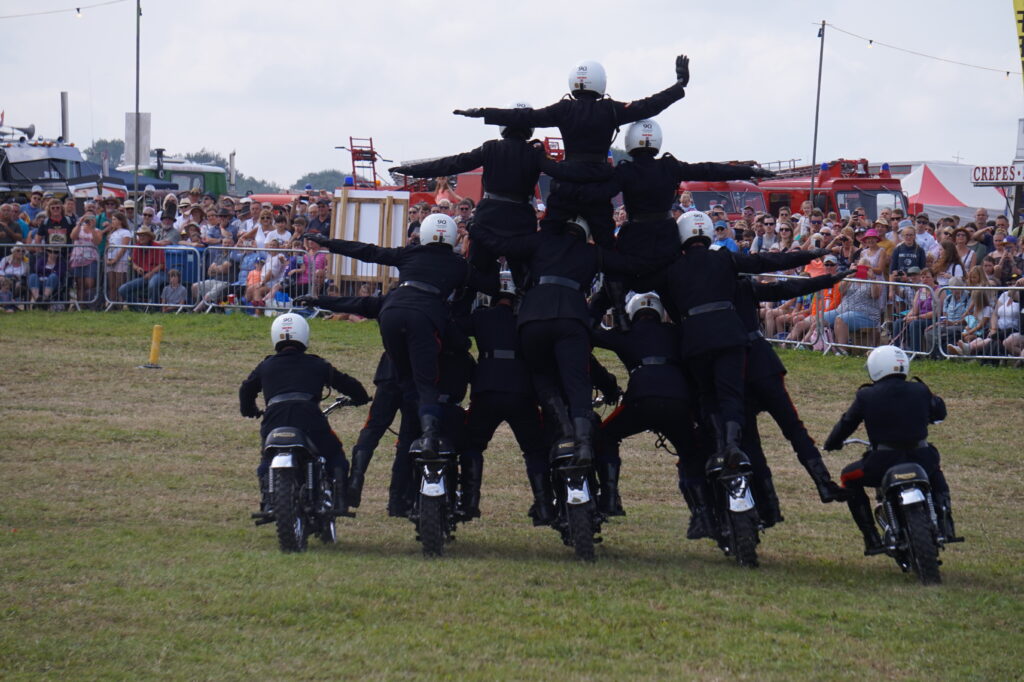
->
[[810, 219, 822, 225], [764, 221, 775, 226], [780, 227, 793, 232]]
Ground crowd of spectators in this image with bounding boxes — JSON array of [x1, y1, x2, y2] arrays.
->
[[0, 186, 347, 314], [1, 181, 1022, 361]]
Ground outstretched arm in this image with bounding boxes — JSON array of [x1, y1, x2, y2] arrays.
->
[[668, 158, 774, 182], [823, 395, 865, 451], [752, 270, 851, 303], [733, 248, 828, 275], [390, 147, 485, 180], [304, 233, 403, 266]]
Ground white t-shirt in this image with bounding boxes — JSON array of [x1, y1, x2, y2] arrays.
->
[[994, 292, 1021, 331], [261, 254, 288, 287], [106, 227, 133, 273]]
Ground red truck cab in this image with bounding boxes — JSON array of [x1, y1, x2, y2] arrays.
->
[[758, 158, 907, 221], [676, 180, 767, 221]]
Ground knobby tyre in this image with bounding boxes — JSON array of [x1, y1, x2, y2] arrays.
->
[[729, 510, 759, 568], [904, 503, 941, 585], [419, 494, 446, 557], [568, 503, 595, 562], [273, 470, 307, 553]]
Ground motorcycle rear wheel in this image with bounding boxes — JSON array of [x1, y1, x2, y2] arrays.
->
[[419, 494, 446, 557], [728, 510, 759, 568], [904, 503, 941, 585], [273, 470, 307, 553], [567, 503, 595, 562]]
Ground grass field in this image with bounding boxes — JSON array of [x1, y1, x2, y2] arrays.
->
[[1, 312, 1022, 680]]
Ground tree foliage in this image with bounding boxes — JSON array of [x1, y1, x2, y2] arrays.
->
[[83, 138, 125, 164], [291, 169, 349, 192]]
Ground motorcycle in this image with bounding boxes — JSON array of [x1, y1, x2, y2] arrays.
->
[[251, 397, 354, 553], [845, 438, 952, 585], [705, 452, 761, 568], [408, 435, 460, 557], [550, 432, 602, 562]]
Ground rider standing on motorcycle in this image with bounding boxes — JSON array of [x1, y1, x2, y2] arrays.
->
[[453, 55, 692, 248], [239, 313, 370, 515], [823, 345, 960, 555]]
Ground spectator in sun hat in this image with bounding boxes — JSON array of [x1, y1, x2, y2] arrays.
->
[[154, 212, 181, 246], [855, 228, 889, 279]]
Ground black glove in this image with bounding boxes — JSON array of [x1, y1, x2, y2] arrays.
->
[[750, 167, 776, 178], [303, 232, 330, 246], [350, 394, 371, 407], [292, 294, 319, 308], [822, 437, 842, 452], [675, 55, 690, 87], [829, 269, 854, 285], [453, 108, 484, 118], [241, 404, 262, 419], [810, 248, 830, 259], [805, 458, 845, 503], [602, 385, 623, 406]]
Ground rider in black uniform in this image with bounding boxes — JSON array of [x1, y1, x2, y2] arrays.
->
[[823, 345, 960, 554], [239, 313, 370, 514], [454, 55, 692, 248]]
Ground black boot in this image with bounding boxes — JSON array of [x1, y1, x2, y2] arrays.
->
[[412, 413, 441, 458], [540, 393, 575, 461], [847, 491, 885, 555], [457, 455, 483, 521], [804, 457, 844, 503], [346, 448, 373, 508], [752, 475, 784, 528], [597, 460, 625, 516], [332, 465, 349, 515], [706, 420, 750, 474], [572, 417, 594, 466], [683, 480, 716, 540], [527, 471, 555, 526], [258, 473, 272, 515], [933, 491, 964, 543]]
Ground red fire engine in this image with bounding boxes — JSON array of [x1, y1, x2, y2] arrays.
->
[[757, 158, 907, 221]]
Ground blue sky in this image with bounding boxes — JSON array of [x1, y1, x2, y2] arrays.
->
[[3, 0, 1022, 188]]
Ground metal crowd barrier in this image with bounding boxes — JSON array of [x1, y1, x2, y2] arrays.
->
[[201, 245, 324, 315], [755, 273, 1023, 363], [0, 242, 101, 310], [101, 243, 204, 312]]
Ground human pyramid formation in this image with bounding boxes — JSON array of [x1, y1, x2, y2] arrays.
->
[[241, 56, 960, 561]]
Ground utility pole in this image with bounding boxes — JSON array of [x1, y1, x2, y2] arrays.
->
[[809, 20, 826, 206]]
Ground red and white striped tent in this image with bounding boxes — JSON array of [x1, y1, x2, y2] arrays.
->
[[902, 162, 1008, 220]]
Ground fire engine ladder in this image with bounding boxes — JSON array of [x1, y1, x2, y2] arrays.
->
[[348, 137, 380, 188]]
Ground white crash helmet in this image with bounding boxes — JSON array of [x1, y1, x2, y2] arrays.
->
[[866, 345, 910, 382], [420, 213, 458, 247], [677, 210, 713, 247], [568, 60, 607, 96], [271, 313, 310, 350], [625, 291, 665, 321], [625, 119, 662, 154], [567, 215, 591, 241], [499, 101, 534, 138]]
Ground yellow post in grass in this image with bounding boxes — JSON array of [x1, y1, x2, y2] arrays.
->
[[140, 324, 163, 369]]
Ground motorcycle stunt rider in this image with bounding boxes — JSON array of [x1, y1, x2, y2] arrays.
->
[[591, 292, 700, 520], [823, 345, 962, 555], [598, 118, 774, 329], [389, 104, 612, 289], [454, 55, 692, 248], [239, 313, 370, 515], [454, 277, 553, 525], [304, 215, 498, 462], [636, 210, 829, 479], [734, 267, 853, 526], [472, 215, 667, 473]]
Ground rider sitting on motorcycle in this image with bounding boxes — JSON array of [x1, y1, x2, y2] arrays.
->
[[823, 345, 961, 555], [239, 313, 370, 515]]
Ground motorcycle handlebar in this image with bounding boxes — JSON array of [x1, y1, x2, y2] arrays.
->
[[844, 438, 871, 447], [322, 396, 353, 417]]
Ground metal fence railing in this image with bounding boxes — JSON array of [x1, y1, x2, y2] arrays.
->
[[755, 274, 1022, 363]]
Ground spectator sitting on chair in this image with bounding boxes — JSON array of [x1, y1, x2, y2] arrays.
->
[[892, 268, 937, 353], [922, 276, 969, 356], [117, 226, 166, 306], [786, 255, 845, 342], [949, 280, 1021, 356], [0, 243, 29, 299], [822, 259, 884, 350]]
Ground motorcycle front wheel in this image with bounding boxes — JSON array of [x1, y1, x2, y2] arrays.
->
[[419, 494, 446, 557], [903, 503, 941, 585], [567, 503, 595, 562], [728, 510, 759, 568], [273, 469, 308, 553]]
